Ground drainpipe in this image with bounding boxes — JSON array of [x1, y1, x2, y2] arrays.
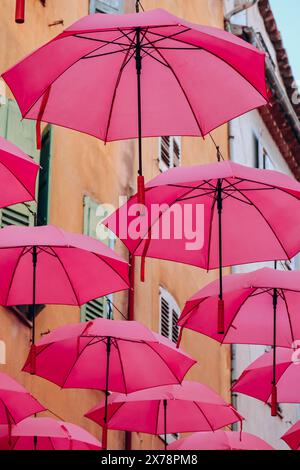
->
[[225, 0, 258, 25]]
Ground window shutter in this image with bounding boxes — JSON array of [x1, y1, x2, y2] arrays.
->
[[173, 137, 181, 168], [37, 126, 52, 226], [81, 196, 114, 321], [159, 136, 181, 172], [160, 297, 170, 338], [0, 99, 39, 228], [90, 0, 123, 14], [159, 288, 180, 344]]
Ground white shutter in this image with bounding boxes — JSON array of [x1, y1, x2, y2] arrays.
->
[[90, 0, 123, 14], [159, 288, 180, 344], [159, 136, 181, 172]]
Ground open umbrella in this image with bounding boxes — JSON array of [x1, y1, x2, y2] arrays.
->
[[0, 224, 129, 358], [105, 162, 300, 333], [232, 347, 300, 410], [0, 136, 39, 208], [2, 8, 267, 203], [85, 381, 243, 451], [0, 417, 102, 450], [0, 371, 45, 432], [281, 421, 300, 450], [178, 267, 300, 416], [168, 430, 274, 451], [22, 317, 196, 449]]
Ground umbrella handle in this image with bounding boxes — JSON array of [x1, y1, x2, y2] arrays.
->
[[271, 384, 277, 417], [218, 299, 225, 335], [15, 0, 25, 24], [137, 175, 145, 206]]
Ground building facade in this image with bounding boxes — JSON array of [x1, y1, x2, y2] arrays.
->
[[224, 0, 300, 449], [0, 0, 231, 450]]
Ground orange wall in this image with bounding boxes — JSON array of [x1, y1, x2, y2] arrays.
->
[[0, 0, 230, 450]]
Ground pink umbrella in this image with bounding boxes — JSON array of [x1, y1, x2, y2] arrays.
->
[[281, 421, 300, 450], [0, 372, 45, 429], [168, 430, 274, 450], [0, 136, 39, 208], [178, 267, 300, 416], [0, 417, 102, 450], [2, 8, 267, 202], [232, 347, 300, 408], [0, 224, 129, 353], [105, 161, 300, 332], [22, 317, 196, 449], [85, 381, 243, 451]]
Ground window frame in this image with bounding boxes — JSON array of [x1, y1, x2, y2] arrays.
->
[[89, 0, 124, 14]]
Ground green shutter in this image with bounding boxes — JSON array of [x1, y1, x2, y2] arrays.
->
[[37, 126, 52, 225], [0, 99, 39, 227], [81, 196, 115, 322]]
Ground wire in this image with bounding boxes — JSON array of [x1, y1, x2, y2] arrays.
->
[[105, 296, 128, 320], [135, 1, 145, 13], [209, 133, 225, 161]]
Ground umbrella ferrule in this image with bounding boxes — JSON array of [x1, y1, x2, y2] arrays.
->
[[32, 245, 37, 266], [217, 179, 223, 212], [273, 288, 278, 308]]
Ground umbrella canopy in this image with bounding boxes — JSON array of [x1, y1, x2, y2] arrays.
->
[[281, 421, 300, 450], [0, 417, 102, 450], [105, 161, 300, 332], [0, 136, 39, 208], [2, 8, 267, 201], [168, 430, 274, 450], [0, 224, 129, 348], [179, 267, 300, 415], [0, 372, 45, 426], [85, 381, 243, 450], [232, 347, 300, 405], [22, 317, 196, 448]]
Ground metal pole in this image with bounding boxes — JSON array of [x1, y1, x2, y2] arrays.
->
[[163, 399, 167, 451], [103, 336, 111, 450], [135, 26, 145, 205], [271, 288, 278, 416], [217, 179, 224, 334]]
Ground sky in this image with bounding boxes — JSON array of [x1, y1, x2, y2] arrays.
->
[[269, 0, 300, 81]]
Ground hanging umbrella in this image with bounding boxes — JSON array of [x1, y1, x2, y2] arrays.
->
[[178, 267, 300, 416], [0, 224, 129, 360], [0, 372, 45, 431], [0, 417, 102, 450], [22, 317, 196, 449], [281, 421, 300, 450], [105, 161, 300, 333], [85, 381, 243, 451], [232, 347, 300, 411], [167, 430, 274, 450], [2, 8, 267, 203], [0, 136, 39, 208]]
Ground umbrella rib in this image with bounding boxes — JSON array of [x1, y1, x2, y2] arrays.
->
[[221, 288, 258, 345], [206, 191, 217, 272], [22, 34, 128, 120], [227, 181, 291, 261], [143, 33, 205, 138], [281, 289, 295, 345], [103, 30, 137, 144], [0, 158, 37, 201], [114, 340, 128, 395], [147, 30, 267, 103], [60, 336, 96, 389], [47, 247, 81, 306], [4, 246, 28, 306], [193, 401, 214, 431]]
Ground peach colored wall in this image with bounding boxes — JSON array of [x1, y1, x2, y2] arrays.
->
[[0, 0, 230, 450]]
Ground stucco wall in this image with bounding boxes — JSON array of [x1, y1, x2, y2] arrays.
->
[[0, 0, 231, 450]]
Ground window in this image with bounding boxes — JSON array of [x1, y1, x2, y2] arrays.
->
[[81, 196, 115, 322], [253, 134, 274, 170], [0, 98, 44, 322], [0, 99, 40, 227], [37, 126, 52, 226], [90, 0, 123, 14], [159, 136, 181, 172], [159, 288, 180, 344]]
